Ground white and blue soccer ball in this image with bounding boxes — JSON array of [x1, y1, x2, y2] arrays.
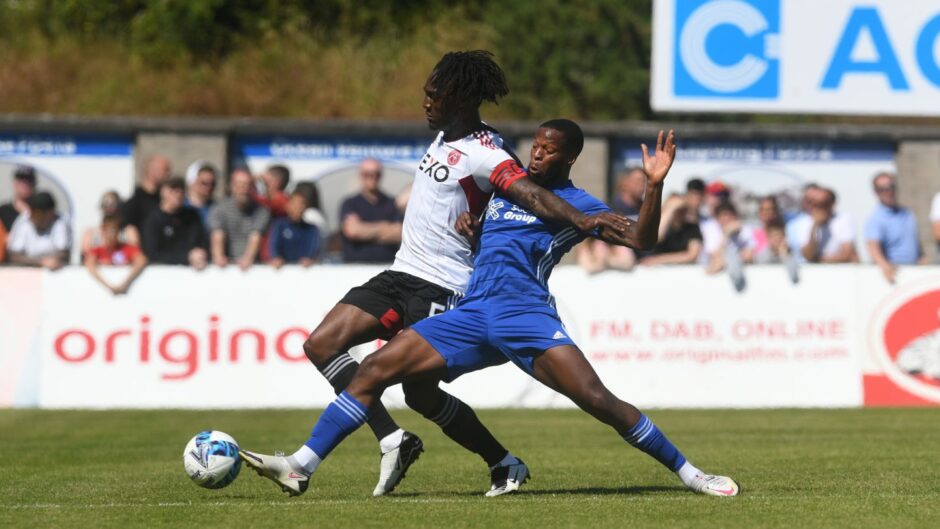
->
[[183, 430, 242, 489]]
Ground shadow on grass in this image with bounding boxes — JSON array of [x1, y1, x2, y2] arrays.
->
[[449, 485, 684, 497]]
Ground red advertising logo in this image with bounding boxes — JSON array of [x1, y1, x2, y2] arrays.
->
[[869, 280, 940, 404], [52, 314, 311, 381]]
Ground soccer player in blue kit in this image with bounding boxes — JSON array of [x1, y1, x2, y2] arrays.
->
[[242, 120, 740, 497]]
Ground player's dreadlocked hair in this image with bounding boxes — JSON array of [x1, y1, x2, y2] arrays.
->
[[429, 50, 509, 107]]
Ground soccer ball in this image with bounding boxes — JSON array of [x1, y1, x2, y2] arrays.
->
[[183, 430, 242, 489]]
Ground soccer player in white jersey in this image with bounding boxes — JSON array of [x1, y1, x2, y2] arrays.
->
[[247, 51, 632, 497], [243, 121, 740, 498]]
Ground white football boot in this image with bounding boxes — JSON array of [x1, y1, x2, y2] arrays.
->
[[372, 432, 424, 496], [240, 449, 310, 497], [486, 457, 530, 497], [687, 473, 740, 497]]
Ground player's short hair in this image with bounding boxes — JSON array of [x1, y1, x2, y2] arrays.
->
[[267, 165, 290, 190], [429, 50, 509, 107], [686, 178, 705, 193], [27, 191, 55, 211], [164, 176, 185, 191], [293, 182, 321, 209], [540, 118, 584, 158], [14, 165, 37, 185], [714, 201, 738, 217]]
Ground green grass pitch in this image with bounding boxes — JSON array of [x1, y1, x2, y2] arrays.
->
[[1, 408, 938, 528]]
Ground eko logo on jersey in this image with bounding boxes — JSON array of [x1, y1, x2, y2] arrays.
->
[[674, 0, 780, 98]]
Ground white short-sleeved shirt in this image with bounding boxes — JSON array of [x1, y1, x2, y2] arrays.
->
[[930, 192, 940, 222], [7, 212, 72, 258], [389, 127, 526, 293], [698, 217, 722, 264], [786, 212, 854, 262]]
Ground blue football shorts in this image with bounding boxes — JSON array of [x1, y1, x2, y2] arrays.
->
[[411, 297, 577, 382]]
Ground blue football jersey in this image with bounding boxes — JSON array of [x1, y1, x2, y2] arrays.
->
[[464, 180, 610, 302]]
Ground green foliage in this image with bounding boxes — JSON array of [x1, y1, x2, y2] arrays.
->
[[486, 0, 653, 120], [0, 0, 659, 119]]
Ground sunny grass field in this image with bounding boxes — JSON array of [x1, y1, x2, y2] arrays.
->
[[1, 408, 938, 529]]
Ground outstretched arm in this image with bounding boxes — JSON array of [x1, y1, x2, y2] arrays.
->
[[597, 130, 677, 251], [503, 177, 632, 237]]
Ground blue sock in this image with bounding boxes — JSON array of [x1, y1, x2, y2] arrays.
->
[[621, 414, 687, 472], [304, 391, 369, 459]]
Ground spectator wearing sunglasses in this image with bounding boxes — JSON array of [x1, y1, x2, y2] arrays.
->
[[865, 172, 924, 283]]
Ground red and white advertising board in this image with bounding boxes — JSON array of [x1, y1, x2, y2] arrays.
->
[[1, 265, 938, 408]]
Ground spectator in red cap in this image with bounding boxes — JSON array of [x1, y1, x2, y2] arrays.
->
[[85, 215, 148, 295], [0, 165, 37, 232]]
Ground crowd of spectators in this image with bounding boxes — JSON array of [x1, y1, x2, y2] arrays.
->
[[3, 156, 940, 294], [0, 157, 402, 295], [576, 170, 938, 285]]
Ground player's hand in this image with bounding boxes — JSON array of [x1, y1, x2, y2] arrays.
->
[[455, 212, 481, 244], [576, 212, 633, 236], [299, 258, 314, 268], [270, 257, 285, 270], [641, 129, 677, 185], [237, 256, 253, 271], [213, 254, 228, 268]]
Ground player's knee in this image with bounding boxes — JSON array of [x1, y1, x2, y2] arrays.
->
[[303, 330, 334, 366], [577, 387, 616, 415], [354, 354, 388, 389]]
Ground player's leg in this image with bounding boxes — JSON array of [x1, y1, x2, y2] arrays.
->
[[400, 380, 528, 496], [401, 380, 509, 466], [530, 345, 739, 496], [394, 283, 527, 494], [241, 329, 446, 496], [303, 302, 403, 446]]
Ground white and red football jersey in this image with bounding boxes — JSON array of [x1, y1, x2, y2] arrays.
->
[[389, 126, 526, 293]]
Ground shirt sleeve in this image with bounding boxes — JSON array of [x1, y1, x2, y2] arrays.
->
[[576, 193, 612, 216], [863, 214, 882, 241], [267, 220, 283, 259], [124, 245, 141, 261], [207, 204, 223, 232], [51, 217, 72, 252], [931, 193, 940, 222], [470, 147, 526, 195], [141, 213, 158, 258], [339, 197, 354, 221], [252, 206, 270, 234], [7, 216, 26, 253], [832, 214, 855, 243], [306, 226, 321, 258]]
